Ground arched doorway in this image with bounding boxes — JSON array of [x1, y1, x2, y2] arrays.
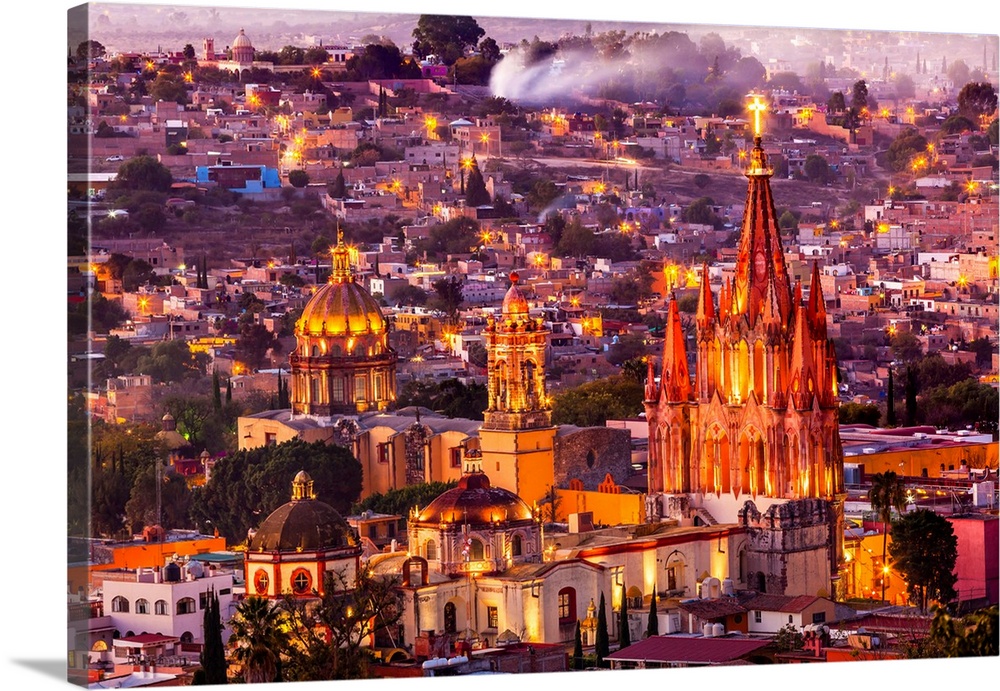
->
[[444, 602, 457, 634]]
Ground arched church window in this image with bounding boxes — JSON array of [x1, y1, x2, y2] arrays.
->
[[135, 599, 149, 615], [425, 539, 437, 561], [291, 569, 312, 594], [586, 449, 596, 469], [155, 600, 168, 615], [469, 538, 485, 561], [558, 587, 577, 623], [511, 535, 523, 557], [111, 596, 129, 613]]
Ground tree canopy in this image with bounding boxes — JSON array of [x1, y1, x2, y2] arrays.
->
[[190, 438, 363, 544], [552, 374, 645, 426], [889, 508, 958, 613], [957, 82, 998, 125], [115, 155, 173, 192], [411, 15, 485, 65]]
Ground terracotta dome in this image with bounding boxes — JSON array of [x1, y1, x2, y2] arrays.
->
[[414, 472, 534, 526], [232, 29, 253, 48], [296, 235, 386, 337], [248, 471, 358, 552], [500, 271, 529, 317]]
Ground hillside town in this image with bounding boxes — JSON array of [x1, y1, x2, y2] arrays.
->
[[66, 7, 998, 689]]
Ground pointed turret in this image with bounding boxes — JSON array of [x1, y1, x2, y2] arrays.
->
[[644, 357, 658, 402], [660, 296, 692, 402], [807, 261, 828, 338], [788, 302, 816, 411], [695, 264, 715, 331]]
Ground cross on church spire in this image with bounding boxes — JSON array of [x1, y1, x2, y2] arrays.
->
[[748, 93, 768, 137]]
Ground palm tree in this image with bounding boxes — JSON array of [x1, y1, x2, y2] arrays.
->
[[228, 596, 289, 684], [868, 470, 907, 602]]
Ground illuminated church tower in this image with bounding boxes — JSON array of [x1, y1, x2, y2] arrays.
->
[[478, 272, 557, 505], [645, 96, 846, 597]]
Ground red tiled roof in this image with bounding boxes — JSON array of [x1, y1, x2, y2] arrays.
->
[[741, 594, 822, 613], [607, 635, 770, 664]]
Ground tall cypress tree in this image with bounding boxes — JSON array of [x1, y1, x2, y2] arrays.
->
[[199, 588, 227, 684], [465, 155, 491, 207], [886, 367, 896, 427], [213, 371, 222, 410], [225, 377, 232, 403], [646, 588, 658, 637], [904, 365, 918, 426], [595, 592, 610, 666], [571, 620, 583, 670], [618, 583, 631, 649]]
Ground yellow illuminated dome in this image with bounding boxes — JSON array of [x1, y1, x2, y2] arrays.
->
[[414, 472, 534, 526], [296, 235, 386, 338]]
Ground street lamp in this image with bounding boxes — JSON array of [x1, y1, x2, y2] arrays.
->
[[480, 132, 490, 158]]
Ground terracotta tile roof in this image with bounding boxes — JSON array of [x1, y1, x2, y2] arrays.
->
[[741, 594, 822, 613], [116, 634, 180, 644], [675, 598, 747, 619], [607, 635, 770, 664]]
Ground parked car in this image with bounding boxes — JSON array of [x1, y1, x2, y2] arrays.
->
[[106, 155, 125, 162]]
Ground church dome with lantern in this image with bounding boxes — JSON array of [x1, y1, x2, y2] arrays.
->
[[231, 28, 254, 63], [409, 461, 540, 576], [245, 471, 362, 599], [288, 232, 396, 417]]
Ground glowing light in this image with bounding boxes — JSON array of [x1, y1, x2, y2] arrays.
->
[[183, 72, 193, 84], [747, 93, 768, 136], [878, 223, 890, 234], [880, 107, 890, 118], [311, 67, 321, 79], [145, 60, 155, 71], [957, 275, 968, 288], [480, 132, 490, 144]]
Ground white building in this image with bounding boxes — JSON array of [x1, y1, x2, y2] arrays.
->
[[101, 560, 237, 649]]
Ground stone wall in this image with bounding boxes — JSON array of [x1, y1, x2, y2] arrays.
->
[[553, 427, 632, 490]]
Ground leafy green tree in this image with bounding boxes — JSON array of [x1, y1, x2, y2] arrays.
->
[[182, 43, 196, 59], [287, 170, 309, 188], [889, 509, 958, 613], [778, 209, 799, 231], [827, 91, 846, 113], [890, 331, 922, 363], [190, 438, 363, 543], [552, 375, 645, 426], [882, 128, 929, 173], [804, 154, 831, 183], [236, 322, 279, 372], [199, 588, 228, 684], [115, 155, 173, 192], [851, 79, 869, 110], [351, 481, 457, 517], [646, 589, 658, 637], [772, 623, 805, 652], [909, 606, 999, 658], [392, 284, 428, 307], [429, 275, 464, 321], [125, 462, 193, 531], [683, 197, 721, 227], [868, 470, 906, 602], [957, 82, 998, 125], [921, 379, 999, 435], [149, 73, 189, 104], [557, 218, 596, 257], [595, 592, 610, 666], [304, 47, 329, 64], [77, 39, 106, 60], [136, 339, 210, 383], [279, 569, 403, 681], [344, 43, 420, 80], [618, 583, 631, 649], [229, 596, 289, 683], [839, 402, 881, 426], [411, 15, 485, 65]]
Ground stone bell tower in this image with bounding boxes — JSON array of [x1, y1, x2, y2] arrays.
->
[[478, 272, 556, 506]]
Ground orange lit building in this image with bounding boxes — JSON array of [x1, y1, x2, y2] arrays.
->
[[644, 101, 846, 598]]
